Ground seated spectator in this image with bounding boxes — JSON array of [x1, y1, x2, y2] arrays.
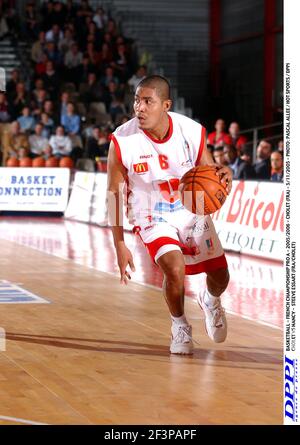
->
[[2, 121, 30, 164], [40, 112, 54, 138], [45, 24, 63, 45], [24, 2, 38, 40], [58, 27, 75, 55], [237, 146, 257, 180], [17, 106, 36, 132], [78, 55, 96, 84], [52, 2, 66, 29], [101, 66, 119, 88], [270, 151, 283, 182], [213, 146, 226, 167], [59, 91, 71, 120], [32, 88, 48, 118], [109, 93, 126, 123], [253, 140, 272, 180], [277, 140, 284, 153], [64, 43, 83, 82], [61, 102, 81, 135], [29, 123, 49, 157], [80, 72, 103, 104], [93, 7, 107, 30], [48, 125, 72, 157], [111, 43, 130, 81], [35, 53, 49, 76], [224, 144, 256, 180], [207, 118, 231, 147], [42, 61, 60, 100], [9, 82, 29, 119], [98, 41, 113, 67], [44, 41, 62, 66], [65, 0, 77, 22], [85, 126, 109, 160], [128, 65, 147, 92], [6, 69, 21, 101], [31, 78, 45, 103], [228, 121, 247, 153], [43, 99, 58, 124], [31, 31, 46, 64], [0, 92, 10, 122]]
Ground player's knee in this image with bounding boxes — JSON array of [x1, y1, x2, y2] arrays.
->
[[164, 264, 185, 282], [207, 267, 230, 292]]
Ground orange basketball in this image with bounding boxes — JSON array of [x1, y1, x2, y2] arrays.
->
[[6, 157, 20, 167], [179, 165, 228, 215], [45, 156, 59, 167], [32, 156, 46, 167], [19, 157, 32, 167], [59, 156, 74, 168]]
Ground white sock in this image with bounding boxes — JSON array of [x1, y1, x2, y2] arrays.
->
[[204, 289, 220, 308], [171, 314, 188, 326]]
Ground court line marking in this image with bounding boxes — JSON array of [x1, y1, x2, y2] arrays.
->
[[0, 234, 282, 331], [0, 415, 47, 425]]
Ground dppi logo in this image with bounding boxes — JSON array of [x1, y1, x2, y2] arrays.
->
[[285, 355, 298, 422]]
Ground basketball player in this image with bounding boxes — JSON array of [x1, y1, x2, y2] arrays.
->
[[107, 75, 233, 355]]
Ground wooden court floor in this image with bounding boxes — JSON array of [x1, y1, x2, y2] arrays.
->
[[0, 237, 282, 425]]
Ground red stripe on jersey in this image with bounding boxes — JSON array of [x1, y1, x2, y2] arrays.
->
[[185, 254, 228, 275], [111, 134, 124, 167], [195, 126, 206, 166], [143, 114, 173, 144]]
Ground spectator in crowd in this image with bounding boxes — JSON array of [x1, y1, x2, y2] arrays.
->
[[42, 60, 60, 100], [45, 24, 63, 44], [213, 146, 226, 167], [40, 112, 54, 138], [228, 121, 247, 153], [17, 106, 36, 133], [85, 125, 109, 160], [9, 82, 29, 119], [207, 118, 231, 147], [40, 1, 56, 31], [59, 91, 70, 120], [29, 123, 49, 157], [80, 72, 103, 104], [0, 92, 10, 122], [31, 78, 45, 103], [2, 121, 30, 163], [0, 12, 9, 40], [43, 99, 58, 124], [6, 69, 21, 101], [237, 146, 257, 180], [35, 53, 49, 76], [270, 151, 283, 182], [224, 144, 256, 180], [44, 41, 62, 66], [111, 43, 130, 81], [98, 42, 113, 67], [24, 2, 38, 40], [65, 0, 77, 22], [61, 102, 81, 135], [253, 140, 272, 180], [48, 125, 72, 157], [109, 93, 126, 123], [58, 27, 75, 56], [52, 2, 66, 28], [93, 7, 107, 30], [32, 88, 48, 117], [128, 65, 147, 92], [31, 31, 46, 64], [277, 140, 284, 153], [101, 66, 119, 88], [64, 43, 83, 82]]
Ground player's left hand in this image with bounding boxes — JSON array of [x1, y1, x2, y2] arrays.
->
[[216, 165, 233, 194], [207, 163, 233, 194]]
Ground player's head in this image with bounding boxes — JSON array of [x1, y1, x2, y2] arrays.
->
[[134, 75, 172, 130]]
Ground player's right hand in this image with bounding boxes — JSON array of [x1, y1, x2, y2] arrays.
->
[[116, 245, 136, 285]]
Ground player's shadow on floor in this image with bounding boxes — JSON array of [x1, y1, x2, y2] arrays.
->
[[5, 332, 281, 367]]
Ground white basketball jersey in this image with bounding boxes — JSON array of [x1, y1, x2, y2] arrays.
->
[[112, 111, 206, 225]]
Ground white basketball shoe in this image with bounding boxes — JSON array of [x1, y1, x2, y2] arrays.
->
[[197, 292, 227, 343], [170, 323, 194, 355]]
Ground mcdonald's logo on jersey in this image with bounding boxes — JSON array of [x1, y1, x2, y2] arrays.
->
[[133, 162, 149, 174]]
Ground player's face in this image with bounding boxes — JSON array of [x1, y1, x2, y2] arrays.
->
[[134, 87, 170, 131]]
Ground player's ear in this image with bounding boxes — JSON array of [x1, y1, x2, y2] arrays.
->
[[164, 99, 172, 111]]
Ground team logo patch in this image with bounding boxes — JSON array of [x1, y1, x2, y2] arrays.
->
[[205, 238, 214, 252], [133, 162, 148, 174], [0, 280, 50, 304]]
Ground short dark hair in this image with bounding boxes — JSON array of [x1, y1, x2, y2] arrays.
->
[[136, 75, 171, 101]]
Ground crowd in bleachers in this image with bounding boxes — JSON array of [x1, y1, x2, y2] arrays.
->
[[0, 0, 146, 168], [0, 1, 283, 181], [207, 118, 283, 182]]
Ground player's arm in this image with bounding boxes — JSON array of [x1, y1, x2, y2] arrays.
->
[[107, 140, 135, 284], [197, 137, 233, 194]]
